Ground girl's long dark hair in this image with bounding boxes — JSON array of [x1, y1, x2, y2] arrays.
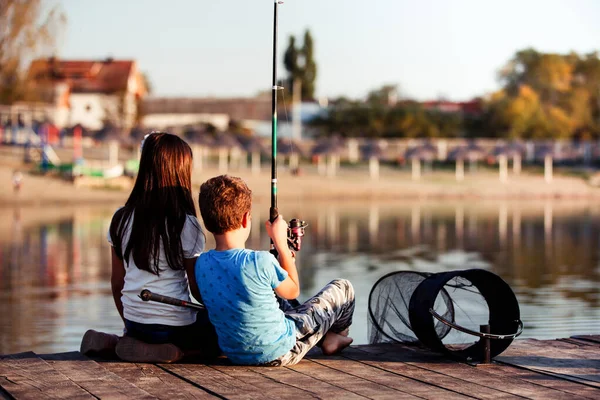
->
[[109, 132, 197, 275]]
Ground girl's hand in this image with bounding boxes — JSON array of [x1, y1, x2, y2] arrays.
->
[[265, 215, 289, 250]]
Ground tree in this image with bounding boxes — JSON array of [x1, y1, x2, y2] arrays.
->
[[0, 0, 66, 104], [491, 49, 600, 139], [283, 36, 300, 90], [283, 29, 317, 101], [366, 84, 399, 106], [300, 30, 317, 100]]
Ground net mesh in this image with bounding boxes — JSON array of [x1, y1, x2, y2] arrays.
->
[[368, 271, 491, 346], [368, 271, 455, 344]]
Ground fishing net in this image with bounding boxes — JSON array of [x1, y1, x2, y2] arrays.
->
[[368, 271, 454, 344], [368, 269, 522, 361]]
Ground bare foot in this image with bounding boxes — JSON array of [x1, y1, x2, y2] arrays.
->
[[322, 331, 353, 355]]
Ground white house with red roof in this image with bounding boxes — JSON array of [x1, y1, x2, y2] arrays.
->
[[27, 57, 147, 130]]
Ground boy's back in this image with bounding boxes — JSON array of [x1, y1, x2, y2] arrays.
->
[[196, 248, 295, 364], [197, 175, 354, 367]]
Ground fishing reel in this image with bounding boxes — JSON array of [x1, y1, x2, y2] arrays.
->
[[287, 218, 308, 252], [270, 217, 308, 259]]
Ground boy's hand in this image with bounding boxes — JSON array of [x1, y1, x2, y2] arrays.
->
[[265, 215, 289, 252], [267, 216, 300, 299]]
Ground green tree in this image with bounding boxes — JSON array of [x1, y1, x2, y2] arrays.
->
[[366, 84, 399, 106], [499, 48, 575, 106], [0, 0, 66, 104], [300, 30, 316, 100], [283, 36, 300, 90], [283, 29, 317, 101], [493, 49, 600, 138]]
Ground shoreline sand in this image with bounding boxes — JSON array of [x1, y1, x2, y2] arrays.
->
[[2, 161, 600, 207]]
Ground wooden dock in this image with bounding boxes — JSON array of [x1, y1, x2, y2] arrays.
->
[[1, 335, 599, 399]]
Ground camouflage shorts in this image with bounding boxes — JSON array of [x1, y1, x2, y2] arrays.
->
[[269, 279, 355, 367]]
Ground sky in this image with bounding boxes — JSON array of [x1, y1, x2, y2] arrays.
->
[[58, 0, 600, 101]]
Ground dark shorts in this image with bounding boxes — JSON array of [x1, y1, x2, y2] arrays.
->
[[124, 309, 220, 357]]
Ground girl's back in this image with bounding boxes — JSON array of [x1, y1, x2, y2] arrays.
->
[[83, 132, 218, 364], [109, 132, 203, 326], [109, 210, 203, 325]]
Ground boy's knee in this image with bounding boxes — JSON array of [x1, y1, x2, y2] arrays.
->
[[330, 279, 354, 299]]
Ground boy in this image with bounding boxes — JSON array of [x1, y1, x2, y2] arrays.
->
[[196, 175, 355, 366]]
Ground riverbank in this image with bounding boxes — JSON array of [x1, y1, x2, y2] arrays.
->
[[2, 160, 600, 207]]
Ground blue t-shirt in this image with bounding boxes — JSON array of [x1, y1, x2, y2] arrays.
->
[[196, 248, 296, 365]]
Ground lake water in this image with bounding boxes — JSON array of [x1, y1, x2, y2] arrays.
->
[[1, 200, 599, 354]]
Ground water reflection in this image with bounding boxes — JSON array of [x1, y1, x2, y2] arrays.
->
[[0, 201, 599, 354]]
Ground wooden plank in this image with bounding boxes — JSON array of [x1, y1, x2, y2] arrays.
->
[[41, 352, 156, 399], [523, 339, 600, 353], [511, 339, 600, 360], [209, 364, 319, 400], [291, 358, 427, 399], [0, 382, 13, 400], [0, 352, 93, 400], [0, 376, 51, 400], [310, 354, 472, 400], [571, 335, 600, 345], [246, 361, 369, 400], [482, 361, 600, 399], [342, 347, 522, 400], [560, 338, 600, 347], [375, 345, 594, 400], [161, 363, 284, 400], [376, 343, 596, 399], [496, 340, 600, 387], [101, 361, 218, 400]]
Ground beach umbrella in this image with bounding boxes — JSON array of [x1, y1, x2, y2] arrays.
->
[[278, 138, 304, 171], [361, 141, 384, 180], [94, 124, 125, 166], [492, 142, 526, 176], [559, 142, 584, 164], [128, 125, 148, 143], [405, 143, 436, 181], [535, 145, 560, 184], [94, 123, 124, 142], [311, 137, 344, 177], [185, 129, 214, 172], [491, 143, 522, 182], [447, 147, 469, 182], [127, 126, 148, 158], [239, 135, 266, 175], [463, 141, 486, 172], [213, 132, 243, 172]]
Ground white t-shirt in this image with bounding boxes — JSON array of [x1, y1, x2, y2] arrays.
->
[[107, 212, 205, 326]]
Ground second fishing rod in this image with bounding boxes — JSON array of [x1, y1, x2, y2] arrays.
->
[[270, 0, 308, 258]]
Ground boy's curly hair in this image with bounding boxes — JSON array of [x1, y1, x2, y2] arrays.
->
[[199, 175, 252, 234]]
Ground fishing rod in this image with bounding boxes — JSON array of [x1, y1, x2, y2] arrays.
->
[[270, 0, 280, 226], [139, 2, 305, 313], [270, 0, 308, 255], [139, 289, 205, 311]]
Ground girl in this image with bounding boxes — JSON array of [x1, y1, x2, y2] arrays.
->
[[81, 132, 218, 363]]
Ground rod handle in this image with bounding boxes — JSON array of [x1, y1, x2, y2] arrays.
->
[[139, 289, 205, 311], [270, 206, 279, 223]]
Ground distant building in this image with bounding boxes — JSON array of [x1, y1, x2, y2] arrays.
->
[[27, 57, 148, 130], [140, 96, 271, 132], [420, 99, 483, 116]]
